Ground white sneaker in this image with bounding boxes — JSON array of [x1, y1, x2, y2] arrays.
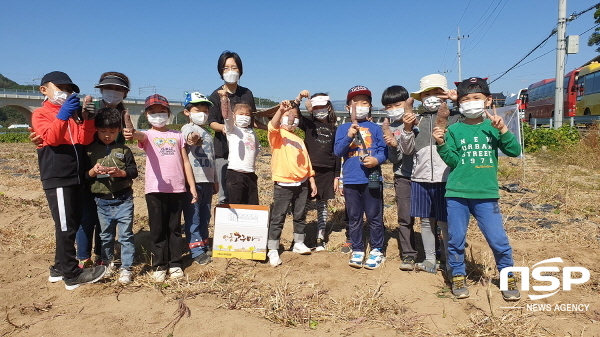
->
[[292, 242, 312, 255], [268, 250, 282, 267], [364, 248, 385, 270], [169, 267, 184, 280], [151, 270, 167, 283], [118, 269, 132, 284]]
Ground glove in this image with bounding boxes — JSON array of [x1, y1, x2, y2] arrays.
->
[[57, 94, 80, 121]]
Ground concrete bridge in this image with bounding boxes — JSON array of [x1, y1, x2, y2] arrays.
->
[[1, 88, 390, 128], [0, 89, 185, 128]]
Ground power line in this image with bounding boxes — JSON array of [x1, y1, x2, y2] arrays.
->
[[463, 0, 509, 55], [579, 23, 600, 36], [489, 29, 557, 84], [441, 1, 472, 70], [467, 0, 503, 37], [567, 2, 600, 21]]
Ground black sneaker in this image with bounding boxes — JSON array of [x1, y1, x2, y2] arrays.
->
[[193, 252, 212, 265], [452, 275, 470, 299], [399, 256, 416, 271], [501, 276, 521, 301], [48, 265, 63, 283], [63, 265, 107, 290]]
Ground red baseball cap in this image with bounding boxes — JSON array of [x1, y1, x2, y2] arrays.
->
[[144, 94, 170, 111], [346, 85, 372, 104]]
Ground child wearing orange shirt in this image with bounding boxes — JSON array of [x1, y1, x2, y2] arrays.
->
[[266, 100, 317, 267]]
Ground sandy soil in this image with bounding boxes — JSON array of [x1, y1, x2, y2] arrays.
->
[[0, 143, 599, 337]]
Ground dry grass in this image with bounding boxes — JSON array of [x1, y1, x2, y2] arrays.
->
[[1, 137, 599, 335], [456, 311, 546, 337]]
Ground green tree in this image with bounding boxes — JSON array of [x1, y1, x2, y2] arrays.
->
[[587, 6, 600, 52]]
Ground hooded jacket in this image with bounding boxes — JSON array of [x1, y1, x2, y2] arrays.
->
[[399, 111, 461, 183]]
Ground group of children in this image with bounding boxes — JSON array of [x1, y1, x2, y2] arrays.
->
[[32, 68, 521, 301]]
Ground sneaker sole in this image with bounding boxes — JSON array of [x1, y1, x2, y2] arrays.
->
[[314, 247, 325, 252], [48, 276, 63, 283], [64, 268, 108, 290], [453, 292, 470, 299], [502, 294, 521, 301], [348, 261, 363, 268], [292, 249, 312, 255], [269, 260, 282, 267], [399, 264, 415, 271], [364, 258, 385, 270]]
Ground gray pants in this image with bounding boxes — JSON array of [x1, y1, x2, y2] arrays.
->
[[267, 183, 309, 250], [215, 157, 229, 204], [395, 176, 416, 258]]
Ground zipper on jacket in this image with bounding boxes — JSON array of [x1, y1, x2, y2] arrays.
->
[[429, 115, 434, 182]]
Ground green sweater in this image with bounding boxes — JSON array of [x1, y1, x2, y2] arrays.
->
[[85, 139, 138, 196], [436, 119, 521, 199]]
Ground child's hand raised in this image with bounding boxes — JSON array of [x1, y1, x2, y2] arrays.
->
[[217, 89, 228, 100], [347, 123, 359, 138], [297, 90, 310, 101], [383, 133, 398, 147], [432, 126, 446, 145], [123, 128, 134, 141], [486, 106, 508, 133], [441, 89, 458, 102], [187, 132, 201, 146], [279, 100, 293, 113]]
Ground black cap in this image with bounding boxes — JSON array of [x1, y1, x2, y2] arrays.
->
[[94, 75, 130, 90], [456, 77, 490, 99], [40, 71, 80, 93]]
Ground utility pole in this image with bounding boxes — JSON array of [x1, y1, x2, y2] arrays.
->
[[553, 0, 567, 129], [450, 27, 470, 82]]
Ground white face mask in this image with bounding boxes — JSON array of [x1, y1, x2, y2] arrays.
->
[[459, 100, 486, 119], [49, 90, 69, 105], [147, 112, 169, 128], [101, 89, 124, 106], [386, 108, 405, 122], [190, 112, 207, 125], [422, 96, 443, 112], [281, 116, 299, 127], [235, 115, 251, 128], [313, 108, 329, 120], [354, 106, 370, 120], [223, 71, 240, 84]]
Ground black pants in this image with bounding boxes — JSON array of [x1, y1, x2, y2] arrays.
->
[[394, 176, 416, 258], [145, 193, 184, 270], [45, 185, 84, 279], [226, 170, 259, 205], [267, 182, 309, 249]]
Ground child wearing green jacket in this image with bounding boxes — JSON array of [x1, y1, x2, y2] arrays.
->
[[432, 77, 521, 302]]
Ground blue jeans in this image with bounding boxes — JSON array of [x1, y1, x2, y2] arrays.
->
[[76, 189, 100, 260], [446, 198, 514, 276], [344, 183, 384, 252], [183, 183, 213, 258], [95, 190, 135, 270]]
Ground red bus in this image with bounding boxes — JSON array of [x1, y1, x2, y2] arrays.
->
[[525, 68, 580, 122], [504, 88, 528, 119]]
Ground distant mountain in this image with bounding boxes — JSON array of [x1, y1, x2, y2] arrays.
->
[[0, 74, 30, 90]]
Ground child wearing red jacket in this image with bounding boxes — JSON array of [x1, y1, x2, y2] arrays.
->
[[33, 71, 107, 290]]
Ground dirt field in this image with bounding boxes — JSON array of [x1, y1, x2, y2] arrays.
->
[[0, 142, 599, 336]]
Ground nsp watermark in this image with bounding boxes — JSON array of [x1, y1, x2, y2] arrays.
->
[[500, 257, 590, 300]]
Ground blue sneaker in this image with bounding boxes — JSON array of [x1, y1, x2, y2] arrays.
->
[[349, 251, 365, 268], [364, 248, 385, 270]]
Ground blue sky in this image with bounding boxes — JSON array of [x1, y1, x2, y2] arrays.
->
[[1, 1, 598, 104]]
